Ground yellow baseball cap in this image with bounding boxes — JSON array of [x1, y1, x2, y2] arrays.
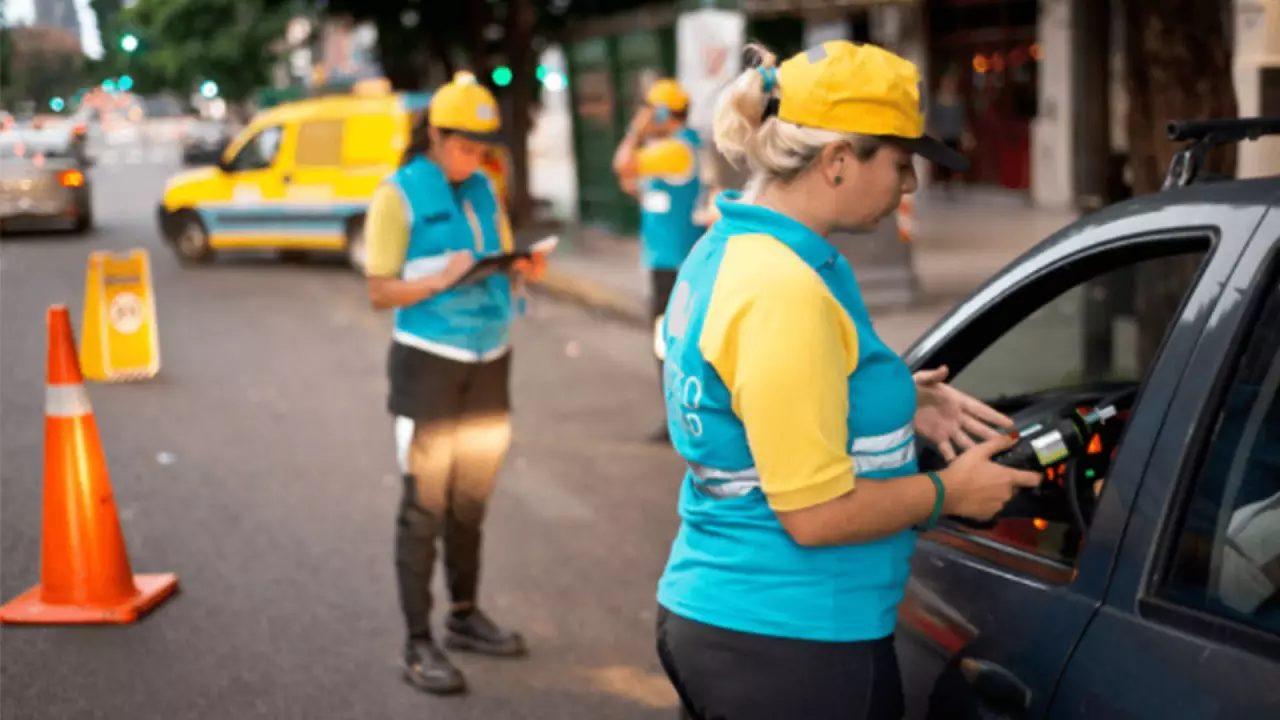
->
[[645, 78, 689, 113], [428, 71, 502, 142], [770, 41, 968, 171]]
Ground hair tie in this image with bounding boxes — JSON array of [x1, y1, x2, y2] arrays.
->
[[755, 66, 777, 93]]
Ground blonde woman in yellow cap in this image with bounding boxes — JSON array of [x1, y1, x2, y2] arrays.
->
[[613, 77, 704, 443], [651, 43, 1040, 719], [363, 71, 539, 696]]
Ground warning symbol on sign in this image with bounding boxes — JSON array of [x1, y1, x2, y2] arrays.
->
[[108, 292, 144, 334]]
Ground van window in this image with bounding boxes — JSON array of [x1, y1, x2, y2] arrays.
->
[[295, 119, 344, 167], [342, 114, 398, 166]]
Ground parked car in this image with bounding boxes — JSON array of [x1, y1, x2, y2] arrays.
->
[[180, 118, 231, 166], [893, 118, 1280, 718], [0, 126, 94, 234]]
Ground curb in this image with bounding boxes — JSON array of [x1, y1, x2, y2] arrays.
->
[[533, 267, 650, 328]]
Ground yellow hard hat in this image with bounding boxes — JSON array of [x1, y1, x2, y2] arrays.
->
[[645, 78, 689, 113], [428, 71, 502, 141]]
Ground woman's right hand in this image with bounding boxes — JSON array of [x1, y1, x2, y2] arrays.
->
[[938, 434, 1043, 521]]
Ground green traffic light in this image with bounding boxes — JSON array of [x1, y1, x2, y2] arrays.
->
[[119, 75, 134, 91], [536, 65, 547, 81], [120, 34, 139, 53], [492, 66, 513, 87]]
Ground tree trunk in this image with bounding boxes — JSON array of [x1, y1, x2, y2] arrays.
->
[[1122, 0, 1238, 370], [464, 1, 493, 81], [504, 0, 537, 227]]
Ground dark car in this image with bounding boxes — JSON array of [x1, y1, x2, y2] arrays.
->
[[895, 119, 1280, 718], [180, 119, 231, 166]]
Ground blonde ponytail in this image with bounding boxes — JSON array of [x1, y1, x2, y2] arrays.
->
[[712, 43, 778, 167], [712, 42, 883, 192]]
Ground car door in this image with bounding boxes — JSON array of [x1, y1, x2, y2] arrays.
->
[[279, 117, 349, 251], [892, 194, 1266, 720], [206, 123, 290, 249], [1046, 210, 1280, 719]]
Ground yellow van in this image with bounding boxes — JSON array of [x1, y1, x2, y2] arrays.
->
[[157, 85, 509, 271]]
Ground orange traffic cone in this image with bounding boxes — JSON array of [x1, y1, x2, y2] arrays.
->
[[0, 305, 178, 625]]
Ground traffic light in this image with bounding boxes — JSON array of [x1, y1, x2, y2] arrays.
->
[[102, 78, 117, 92], [120, 34, 139, 53], [199, 80, 219, 98], [536, 64, 547, 82], [50, 97, 65, 112], [118, 75, 134, 91], [492, 66, 513, 88]]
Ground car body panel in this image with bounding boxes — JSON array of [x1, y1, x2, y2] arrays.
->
[[0, 128, 93, 231], [892, 178, 1280, 718]]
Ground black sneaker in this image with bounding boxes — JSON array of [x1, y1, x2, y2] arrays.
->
[[403, 639, 467, 695], [445, 608, 528, 657]]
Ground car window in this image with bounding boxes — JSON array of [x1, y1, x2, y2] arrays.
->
[[1158, 274, 1280, 637], [228, 125, 283, 172], [294, 119, 343, 167], [942, 246, 1209, 567]]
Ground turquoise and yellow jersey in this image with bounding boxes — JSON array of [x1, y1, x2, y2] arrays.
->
[[656, 191, 920, 642], [636, 126, 703, 270]]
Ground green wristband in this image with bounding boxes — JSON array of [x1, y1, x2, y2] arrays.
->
[[916, 471, 945, 532]]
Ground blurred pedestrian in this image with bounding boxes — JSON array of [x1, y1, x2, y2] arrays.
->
[[652, 41, 1041, 719], [613, 78, 703, 443], [927, 71, 972, 198], [362, 71, 542, 696]]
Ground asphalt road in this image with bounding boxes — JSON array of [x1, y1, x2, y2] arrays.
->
[[1, 152, 690, 719]]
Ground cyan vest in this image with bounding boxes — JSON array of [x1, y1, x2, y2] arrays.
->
[[656, 192, 921, 642], [390, 156, 512, 362], [640, 126, 703, 271]]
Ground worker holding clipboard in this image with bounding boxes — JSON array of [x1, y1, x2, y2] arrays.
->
[[361, 70, 549, 697]]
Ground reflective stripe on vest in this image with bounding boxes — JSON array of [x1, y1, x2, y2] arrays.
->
[[687, 421, 916, 500]]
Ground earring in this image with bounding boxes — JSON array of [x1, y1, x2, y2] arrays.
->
[[834, 176, 843, 185]]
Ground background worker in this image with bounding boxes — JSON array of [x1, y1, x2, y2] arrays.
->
[[613, 78, 703, 444], [653, 42, 1042, 719], [362, 71, 542, 696]]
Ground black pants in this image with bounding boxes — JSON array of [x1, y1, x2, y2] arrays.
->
[[388, 343, 512, 641], [656, 607, 906, 720], [651, 269, 679, 392]]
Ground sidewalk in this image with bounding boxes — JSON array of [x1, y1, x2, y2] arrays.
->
[[526, 188, 1079, 353]]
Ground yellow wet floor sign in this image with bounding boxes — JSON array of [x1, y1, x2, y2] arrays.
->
[[80, 249, 160, 382]]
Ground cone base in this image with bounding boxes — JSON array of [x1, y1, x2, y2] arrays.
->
[[0, 573, 179, 625]]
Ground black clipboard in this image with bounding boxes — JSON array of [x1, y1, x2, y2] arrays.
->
[[445, 235, 559, 289], [447, 251, 531, 287]]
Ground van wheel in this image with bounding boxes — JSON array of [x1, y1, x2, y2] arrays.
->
[[173, 211, 214, 265], [345, 217, 366, 274]]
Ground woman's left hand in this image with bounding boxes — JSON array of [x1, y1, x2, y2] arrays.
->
[[512, 253, 547, 284], [913, 365, 1015, 461]]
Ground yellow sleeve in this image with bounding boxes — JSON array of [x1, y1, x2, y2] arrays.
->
[[363, 183, 410, 277], [699, 236, 860, 512], [635, 138, 695, 180]]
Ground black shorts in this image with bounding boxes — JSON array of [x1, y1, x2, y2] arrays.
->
[[651, 269, 679, 321], [386, 341, 511, 422], [656, 607, 905, 720]]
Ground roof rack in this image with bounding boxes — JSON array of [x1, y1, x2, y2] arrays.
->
[[1163, 117, 1280, 189]]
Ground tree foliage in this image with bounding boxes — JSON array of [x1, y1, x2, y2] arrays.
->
[[109, 0, 291, 102]]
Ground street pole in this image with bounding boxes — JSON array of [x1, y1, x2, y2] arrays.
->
[[1071, 0, 1122, 379]]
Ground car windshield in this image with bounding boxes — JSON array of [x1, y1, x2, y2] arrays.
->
[[0, 130, 72, 159]]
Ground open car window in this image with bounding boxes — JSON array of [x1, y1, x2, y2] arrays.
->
[[927, 239, 1212, 568]]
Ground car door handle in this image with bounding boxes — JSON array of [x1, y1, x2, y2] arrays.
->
[[959, 658, 1032, 716]]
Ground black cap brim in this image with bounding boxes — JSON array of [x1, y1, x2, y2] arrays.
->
[[885, 134, 970, 172], [451, 129, 507, 145]]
